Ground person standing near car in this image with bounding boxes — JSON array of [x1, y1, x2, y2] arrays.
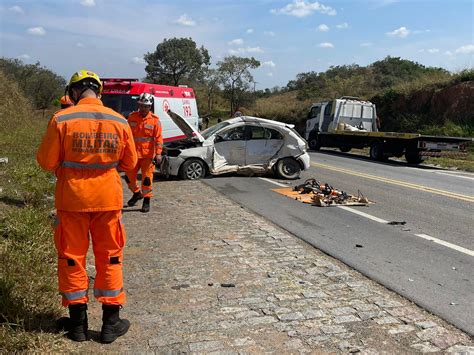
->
[[125, 93, 163, 213], [60, 95, 74, 109], [37, 70, 137, 343]]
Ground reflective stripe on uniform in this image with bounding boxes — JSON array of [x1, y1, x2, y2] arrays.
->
[[62, 161, 119, 169], [57, 112, 127, 124], [94, 287, 123, 298], [129, 121, 137, 127], [144, 124, 154, 129], [61, 289, 88, 301], [134, 137, 154, 142]]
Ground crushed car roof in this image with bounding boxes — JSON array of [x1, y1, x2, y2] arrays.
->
[[228, 116, 295, 129], [168, 111, 297, 143]]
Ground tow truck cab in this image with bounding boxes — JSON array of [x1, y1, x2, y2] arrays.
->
[[101, 78, 200, 143]]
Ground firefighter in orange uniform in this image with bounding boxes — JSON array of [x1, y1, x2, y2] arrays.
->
[[125, 93, 163, 213], [37, 70, 138, 343], [60, 95, 74, 109]]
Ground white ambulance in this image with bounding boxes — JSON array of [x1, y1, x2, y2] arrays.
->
[[101, 78, 200, 143]]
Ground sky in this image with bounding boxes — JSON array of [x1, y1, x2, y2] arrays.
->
[[0, 0, 473, 90]]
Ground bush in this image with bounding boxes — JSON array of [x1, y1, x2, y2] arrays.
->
[[0, 58, 66, 111], [456, 69, 474, 83], [422, 121, 473, 137]]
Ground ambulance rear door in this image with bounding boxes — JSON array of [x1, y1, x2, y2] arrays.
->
[[152, 88, 200, 143]]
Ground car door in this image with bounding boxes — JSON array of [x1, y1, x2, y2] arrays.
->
[[213, 124, 247, 166], [245, 125, 284, 165]]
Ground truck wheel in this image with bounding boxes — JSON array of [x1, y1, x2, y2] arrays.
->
[[308, 136, 320, 151], [369, 141, 386, 161], [276, 158, 301, 180], [405, 152, 425, 164], [180, 158, 206, 180], [340, 146, 351, 153]]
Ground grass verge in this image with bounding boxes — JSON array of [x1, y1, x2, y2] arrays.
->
[[0, 102, 70, 350]]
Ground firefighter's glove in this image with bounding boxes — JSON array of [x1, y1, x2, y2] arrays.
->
[[153, 155, 162, 167]]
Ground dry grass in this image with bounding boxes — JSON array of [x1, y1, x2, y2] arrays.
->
[[254, 91, 313, 126], [0, 71, 69, 351], [390, 71, 453, 94], [424, 155, 474, 172]]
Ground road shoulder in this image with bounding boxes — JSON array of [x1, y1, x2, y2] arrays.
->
[[76, 180, 473, 352]]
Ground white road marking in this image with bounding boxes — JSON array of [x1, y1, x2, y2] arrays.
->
[[260, 177, 473, 257], [337, 206, 389, 224], [434, 171, 474, 181], [258, 177, 289, 187], [415, 234, 474, 257], [337, 208, 473, 257]]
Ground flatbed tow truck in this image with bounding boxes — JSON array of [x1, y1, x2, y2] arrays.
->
[[305, 97, 472, 164]]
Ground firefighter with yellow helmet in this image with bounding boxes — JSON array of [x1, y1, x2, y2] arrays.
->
[[37, 69, 137, 343]]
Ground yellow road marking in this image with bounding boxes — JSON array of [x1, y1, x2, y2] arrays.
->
[[311, 162, 474, 203]]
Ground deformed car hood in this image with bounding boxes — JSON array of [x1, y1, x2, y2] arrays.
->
[[168, 110, 205, 143]]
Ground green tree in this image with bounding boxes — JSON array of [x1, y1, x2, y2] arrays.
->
[[144, 37, 210, 86], [0, 58, 66, 116], [201, 68, 221, 112], [217, 56, 260, 114], [370, 56, 448, 89]]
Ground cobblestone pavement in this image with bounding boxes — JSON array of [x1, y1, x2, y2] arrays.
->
[[77, 180, 473, 353]]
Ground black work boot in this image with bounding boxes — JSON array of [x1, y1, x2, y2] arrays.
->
[[141, 197, 150, 213], [127, 191, 142, 207], [57, 303, 88, 342], [100, 305, 130, 344]]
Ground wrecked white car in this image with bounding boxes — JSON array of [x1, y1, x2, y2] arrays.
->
[[162, 111, 310, 180]]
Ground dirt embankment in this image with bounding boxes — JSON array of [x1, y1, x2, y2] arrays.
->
[[372, 80, 474, 131]]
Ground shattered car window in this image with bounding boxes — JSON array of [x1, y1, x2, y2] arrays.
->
[[268, 128, 283, 139], [249, 126, 267, 139], [289, 127, 306, 141], [221, 126, 246, 141], [249, 126, 283, 140], [201, 121, 230, 140]]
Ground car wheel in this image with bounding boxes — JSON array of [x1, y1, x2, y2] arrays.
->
[[340, 146, 351, 153], [180, 158, 206, 180], [276, 158, 301, 180]]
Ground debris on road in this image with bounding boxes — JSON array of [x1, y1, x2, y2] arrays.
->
[[220, 283, 236, 288], [272, 178, 372, 207], [388, 221, 407, 225]]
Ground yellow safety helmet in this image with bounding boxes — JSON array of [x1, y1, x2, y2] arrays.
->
[[67, 70, 103, 98]]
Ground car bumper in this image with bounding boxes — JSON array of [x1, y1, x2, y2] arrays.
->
[[297, 152, 311, 170], [166, 156, 185, 176]]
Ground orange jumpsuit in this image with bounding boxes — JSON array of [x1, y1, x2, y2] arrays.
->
[[125, 111, 163, 198], [37, 97, 138, 307]]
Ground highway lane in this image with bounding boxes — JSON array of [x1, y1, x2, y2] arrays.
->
[[308, 150, 474, 250], [202, 151, 474, 335]]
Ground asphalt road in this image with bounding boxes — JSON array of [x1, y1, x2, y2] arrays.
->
[[203, 150, 474, 335]]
